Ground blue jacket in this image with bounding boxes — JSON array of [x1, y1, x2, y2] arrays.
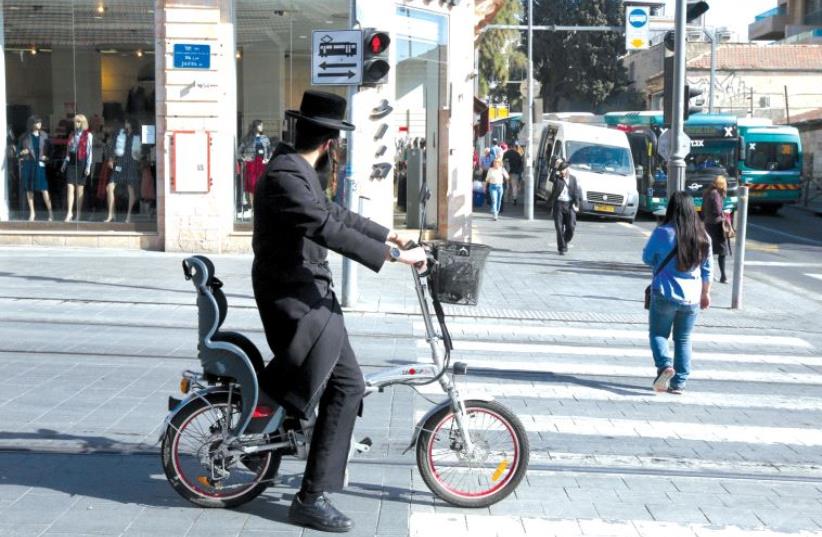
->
[[642, 224, 712, 305]]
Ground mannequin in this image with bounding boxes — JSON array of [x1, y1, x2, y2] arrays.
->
[[106, 117, 143, 223], [237, 120, 275, 211], [61, 114, 93, 222], [17, 115, 54, 221]]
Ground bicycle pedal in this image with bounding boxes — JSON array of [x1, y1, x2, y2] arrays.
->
[[354, 437, 372, 453]]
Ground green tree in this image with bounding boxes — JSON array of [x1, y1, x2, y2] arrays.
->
[[478, 0, 528, 101], [530, 0, 632, 112]]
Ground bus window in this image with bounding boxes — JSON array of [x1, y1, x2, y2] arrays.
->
[[746, 142, 798, 171]]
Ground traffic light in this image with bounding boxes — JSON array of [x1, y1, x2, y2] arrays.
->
[[686, 1, 710, 23], [362, 28, 390, 86], [684, 85, 703, 119]]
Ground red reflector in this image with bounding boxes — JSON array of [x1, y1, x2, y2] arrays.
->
[[409, 368, 416, 375], [252, 406, 274, 418]]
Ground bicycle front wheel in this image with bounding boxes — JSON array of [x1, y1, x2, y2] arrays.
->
[[416, 400, 529, 507]]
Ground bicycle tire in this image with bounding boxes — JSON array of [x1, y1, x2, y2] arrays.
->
[[161, 392, 281, 508], [416, 399, 529, 507]]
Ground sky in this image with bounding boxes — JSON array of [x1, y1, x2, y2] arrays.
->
[[660, 0, 779, 42]]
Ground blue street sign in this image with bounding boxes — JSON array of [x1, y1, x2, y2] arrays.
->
[[628, 8, 649, 28], [173, 44, 211, 69]]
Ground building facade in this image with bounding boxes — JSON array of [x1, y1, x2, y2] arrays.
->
[[749, 0, 822, 44], [624, 42, 822, 122], [0, 0, 476, 252]]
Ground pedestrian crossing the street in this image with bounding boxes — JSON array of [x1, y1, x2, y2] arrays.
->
[[408, 319, 822, 536]]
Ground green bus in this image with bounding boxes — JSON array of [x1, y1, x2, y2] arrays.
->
[[603, 112, 739, 215], [737, 120, 803, 214]]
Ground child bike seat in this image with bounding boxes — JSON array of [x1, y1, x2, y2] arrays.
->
[[182, 255, 264, 435]]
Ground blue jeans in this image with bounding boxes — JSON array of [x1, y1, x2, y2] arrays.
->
[[488, 184, 503, 216], [648, 293, 699, 388]]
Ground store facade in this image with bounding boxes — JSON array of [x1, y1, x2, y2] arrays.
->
[[0, 0, 474, 251]]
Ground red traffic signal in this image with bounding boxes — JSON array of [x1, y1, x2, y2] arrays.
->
[[362, 29, 390, 86], [366, 32, 390, 55]]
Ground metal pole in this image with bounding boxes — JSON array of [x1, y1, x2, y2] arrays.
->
[[784, 85, 791, 123], [341, 1, 358, 307], [524, 0, 535, 221], [667, 0, 688, 196], [731, 186, 749, 309], [708, 28, 716, 114]]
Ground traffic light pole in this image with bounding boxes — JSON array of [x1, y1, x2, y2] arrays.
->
[[341, 2, 358, 308], [524, 0, 535, 221], [667, 0, 688, 197]]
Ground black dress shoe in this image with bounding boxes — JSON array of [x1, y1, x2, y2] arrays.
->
[[289, 494, 353, 533]]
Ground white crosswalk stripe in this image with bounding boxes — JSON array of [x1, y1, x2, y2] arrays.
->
[[412, 411, 822, 446], [414, 355, 822, 384], [410, 513, 822, 537], [415, 381, 822, 412], [413, 321, 813, 348], [416, 339, 822, 366]]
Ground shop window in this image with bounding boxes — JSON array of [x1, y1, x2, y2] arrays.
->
[[233, 1, 348, 227], [1, 0, 157, 229], [395, 6, 448, 231]]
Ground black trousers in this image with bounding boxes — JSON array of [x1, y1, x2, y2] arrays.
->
[[300, 334, 365, 493], [553, 201, 576, 252]]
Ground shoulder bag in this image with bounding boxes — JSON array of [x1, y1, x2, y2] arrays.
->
[[644, 245, 677, 310]]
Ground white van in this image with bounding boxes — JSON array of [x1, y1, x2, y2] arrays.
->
[[535, 121, 638, 222]]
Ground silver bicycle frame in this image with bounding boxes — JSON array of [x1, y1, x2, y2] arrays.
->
[[363, 266, 476, 454]]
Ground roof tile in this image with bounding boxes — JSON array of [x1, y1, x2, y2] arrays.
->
[[688, 44, 822, 70]]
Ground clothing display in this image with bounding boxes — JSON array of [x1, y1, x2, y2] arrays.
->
[[64, 129, 93, 186], [18, 132, 48, 192], [239, 134, 274, 194], [109, 130, 143, 187], [141, 166, 156, 201]]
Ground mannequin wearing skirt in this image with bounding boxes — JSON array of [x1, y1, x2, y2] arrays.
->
[[18, 115, 54, 221], [106, 118, 143, 223], [61, 114, 93, 222]]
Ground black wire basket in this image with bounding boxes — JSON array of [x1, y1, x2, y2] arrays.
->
[[430, 241, 491, 306]]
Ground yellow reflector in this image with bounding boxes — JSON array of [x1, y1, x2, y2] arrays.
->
[[491, 459, 509, 482], [196, 476, 210, 487], [180, 377, 191, 394]]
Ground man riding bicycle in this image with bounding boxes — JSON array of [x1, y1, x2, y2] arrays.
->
[[251, 90, 426, 533]]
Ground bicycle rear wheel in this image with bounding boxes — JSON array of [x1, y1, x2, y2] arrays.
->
[[416, 400, 528, 507], [161, 393, 280, 508]]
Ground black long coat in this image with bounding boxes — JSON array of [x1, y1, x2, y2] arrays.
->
[[252, 144, 389, 419]]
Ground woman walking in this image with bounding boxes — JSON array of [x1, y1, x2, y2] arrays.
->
[[485, 157, 507, 220], [702, 176, 730, 283], [642, 191, 713, 395]]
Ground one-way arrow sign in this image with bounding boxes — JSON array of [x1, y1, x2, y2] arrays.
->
[[312, 30, 363, 85], [320, 61, 356, 69], [318, 70, 356, 79]]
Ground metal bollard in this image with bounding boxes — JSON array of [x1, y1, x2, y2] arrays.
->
[[731, 186, 749, 309]]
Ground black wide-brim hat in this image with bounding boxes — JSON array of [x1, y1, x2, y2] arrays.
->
[[285, 90, 355, 131]]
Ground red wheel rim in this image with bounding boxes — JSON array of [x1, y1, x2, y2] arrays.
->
[[171, 403, 270, 500], [426, 407, 520, 499]]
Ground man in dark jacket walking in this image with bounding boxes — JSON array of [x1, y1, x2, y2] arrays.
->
[[252, 91, 427, 533], [547, 158, 583, 255]]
